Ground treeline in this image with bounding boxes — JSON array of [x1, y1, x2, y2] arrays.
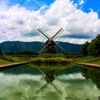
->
[[81, 34, 100, 57], [5, 50, 38, 55]]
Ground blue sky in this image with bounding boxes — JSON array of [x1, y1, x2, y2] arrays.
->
[[0, 0, 100, 44], [75, 0, 100, 18], [7, 0, 100, 18], [8, 0, 55, 10]]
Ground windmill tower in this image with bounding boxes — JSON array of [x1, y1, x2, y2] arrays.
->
[[37, 28, 65, 53]]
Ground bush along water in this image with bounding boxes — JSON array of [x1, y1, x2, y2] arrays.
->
[[29, 57, 73, 65]]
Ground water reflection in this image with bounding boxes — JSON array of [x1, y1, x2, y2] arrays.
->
[[0, 64, 100, 100], [81, 66, 100, 89], [36, 67, 65, 94]]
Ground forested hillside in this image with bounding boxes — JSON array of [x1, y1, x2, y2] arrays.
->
[[0, 41, 82, 54]]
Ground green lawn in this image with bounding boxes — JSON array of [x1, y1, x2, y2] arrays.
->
[[0, 59, 10, 65], [0, 55, 30, 65], [74, 56, 100, 64], [0, 54, 100, 66]]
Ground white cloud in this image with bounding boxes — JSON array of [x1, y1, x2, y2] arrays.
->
[[0, 0, 100, 44], [78, 0, 85, 5]]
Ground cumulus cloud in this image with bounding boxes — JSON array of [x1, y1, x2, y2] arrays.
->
[[78, 0, 85, 5], [0, 0, 100, 44]]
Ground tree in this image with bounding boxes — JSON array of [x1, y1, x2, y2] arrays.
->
[[88, 34, 100, 56], [21, 50, 38, 55], [81, 41, 89, 57]]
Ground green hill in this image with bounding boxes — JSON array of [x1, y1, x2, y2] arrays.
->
[[0, 41, 82, 54]]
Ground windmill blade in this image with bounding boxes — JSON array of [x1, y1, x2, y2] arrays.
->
[[36, 83, 48, 93], [55, 42, 65, 52], [37, 28, 49, 39], [38, 43, 48, 53], [38, 68, 45, 77], [36, 68, 49, 93], [54, 69, 65, 78], [38, 68, 49, 82], [52, 28, 63, 39], [51, 83, 62, 94]]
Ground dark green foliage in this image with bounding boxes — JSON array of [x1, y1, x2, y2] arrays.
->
[[81, 66, 100, 89], [64, 53, 82, 58], [21, 50, 38, 55], [88, 34, 100, 56], [81, 41, 90, 57], [81, 34, 100, 57]]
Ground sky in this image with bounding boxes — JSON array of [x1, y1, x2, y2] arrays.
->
[[0, 0, 100, 44]]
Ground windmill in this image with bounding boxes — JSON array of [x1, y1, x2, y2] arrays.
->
[[37, 28, 65, 53]]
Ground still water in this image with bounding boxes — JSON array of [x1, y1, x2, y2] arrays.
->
[[0, 64, 100, 100]]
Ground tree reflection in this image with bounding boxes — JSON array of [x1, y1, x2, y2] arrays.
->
[[81, 66, 100, 89]]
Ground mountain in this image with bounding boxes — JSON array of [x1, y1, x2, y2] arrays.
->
[[0, 41, 82, 54]]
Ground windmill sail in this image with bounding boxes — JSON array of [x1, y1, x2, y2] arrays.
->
[[37, 28, 49, 39], [37, 28, 65, 53], [52, 28, 63, 39]]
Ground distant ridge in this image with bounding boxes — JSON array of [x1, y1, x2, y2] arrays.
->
[[0, 41, 82, 54]]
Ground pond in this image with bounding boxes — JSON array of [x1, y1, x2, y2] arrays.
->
[[0, 64, 100, 100]]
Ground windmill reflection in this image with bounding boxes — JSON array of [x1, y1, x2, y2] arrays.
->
[[36, 68, 65, 94]]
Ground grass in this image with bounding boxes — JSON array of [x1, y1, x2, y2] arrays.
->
[[0, 54, 30, 65], [74, 56, 100, 64], [1, 53, 100, 66], [30, 57, 73, 65], [29, 53, 73, 65], [0, 59, 10, 65], [37, 53, 65, 57], [0, 53, 73, 66]]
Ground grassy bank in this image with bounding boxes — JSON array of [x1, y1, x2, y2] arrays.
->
[[29, 53, 73, 65], [0, 59, 10, 65], [74, 56, 100, 65], [1, 53, 100, 66], [0, 54, 30, 65], [30, 57, 73, 65]]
